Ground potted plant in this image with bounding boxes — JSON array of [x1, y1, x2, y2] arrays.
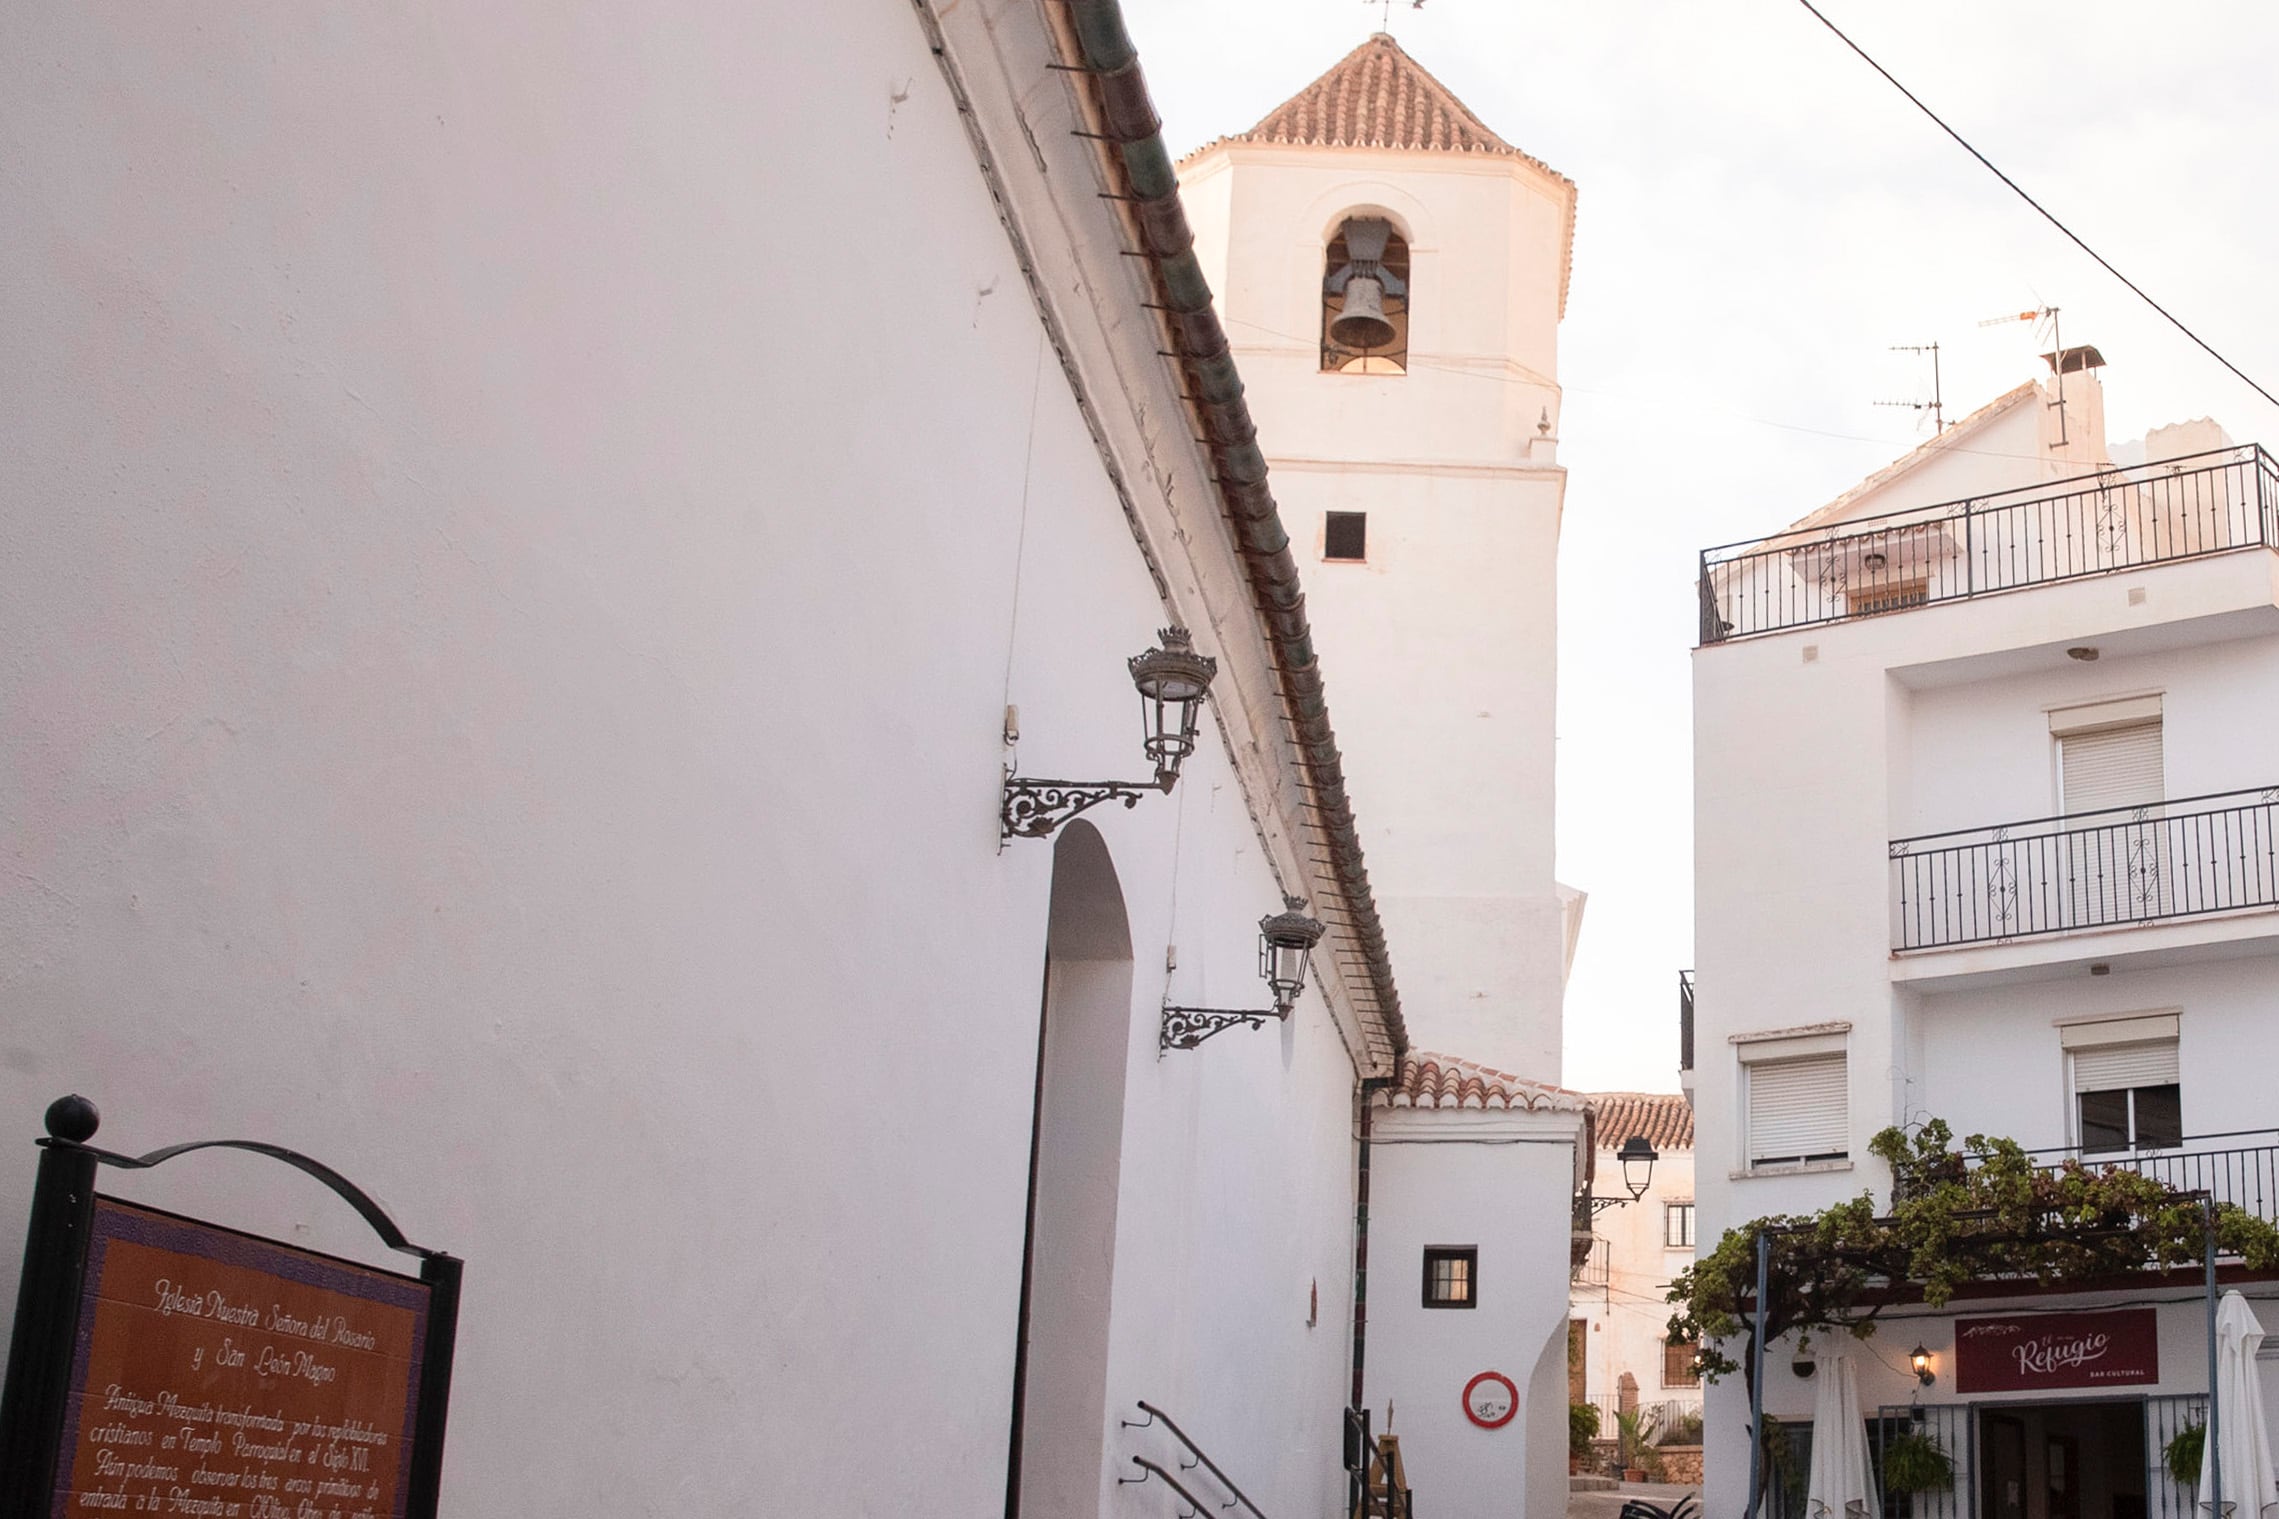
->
[[1616, 1408, 1665, 1482], [1570, 1403, 1602, 1475], [1882, 1426, 1956, 1495], [2165, 1423, 2206, 1489]]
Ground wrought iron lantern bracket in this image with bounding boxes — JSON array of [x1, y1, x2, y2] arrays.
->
[[1000, 773, 1173, 842], [1160, 1002, 1285, 1053]]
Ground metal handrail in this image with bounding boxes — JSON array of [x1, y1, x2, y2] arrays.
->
[[1891, 784, 2279, 849], [1699, 443, 2279, 642], [1894, 1133, 2279, 1224], [2025, 1126, 2279, 1160], [1698, 445, 2272, 558], [1126, 1456, 1220, 1519], [1126, 1401, 1271, 1519], [1889, 785, 2279, 950]]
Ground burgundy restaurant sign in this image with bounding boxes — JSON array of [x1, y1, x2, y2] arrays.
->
[[1955, 1308, 2160, 1394]]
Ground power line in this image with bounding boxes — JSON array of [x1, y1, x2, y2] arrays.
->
[[1793, 0, 2279, 412]]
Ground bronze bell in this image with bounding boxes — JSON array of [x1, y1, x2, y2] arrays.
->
[[1329, 275, 1396, 352]]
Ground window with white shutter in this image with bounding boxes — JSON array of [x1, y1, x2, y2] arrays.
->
[[2065, 1015, 2181, 1153], [2060, 720, 2163, 815], [1744, 1053, 1848, 1169]]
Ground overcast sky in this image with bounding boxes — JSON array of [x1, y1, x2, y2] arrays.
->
[[1116, 0, 2279, 1093]]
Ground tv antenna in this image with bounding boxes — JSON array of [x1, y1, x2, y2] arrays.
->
[[1876, 342, 1945, 434], [1366, 0, 1425, 31], [1981, 304, 2069, 447]]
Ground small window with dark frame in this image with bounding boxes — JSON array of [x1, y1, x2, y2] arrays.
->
[[1664, 1201, 1695, 1250], [1421, 1246, 1476, 1309], [1323, 511, 1368, 562], [1661, 1337, 1702, 1388]]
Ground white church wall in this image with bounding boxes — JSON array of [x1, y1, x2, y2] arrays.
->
[[0, 4, 1370, 1515]]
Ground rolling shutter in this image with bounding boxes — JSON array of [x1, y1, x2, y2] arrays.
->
[[2072, 1041, 2179, 1094], [1747, 1054, 1847, 1164], [2060, 721, 2163, 815]]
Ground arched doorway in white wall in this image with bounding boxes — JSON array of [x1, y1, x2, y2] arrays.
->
[[1006, 820, 1135, 1519]]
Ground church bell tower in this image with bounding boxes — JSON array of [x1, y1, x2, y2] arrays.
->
[[1180, 34, 1579, 1081]]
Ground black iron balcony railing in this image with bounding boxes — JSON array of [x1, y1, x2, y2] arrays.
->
[[2024, 1130, 2279, 1225], [1699, 445, 2279, 643], [1890, 785, 2279, 950], [1572, 1233, 1611, 1288], [1678, 970, 1695, 1073]]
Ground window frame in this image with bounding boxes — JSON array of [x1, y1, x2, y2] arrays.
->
[[1661, 1336, 1702, 1388], [1664, 1201, 1696, 1250], [1735, 1028, 1850, 1174], [1323, 511, 1369, 563], [2062, 1013, 2182, 1155], [1421, 1245, 1478, 1310]]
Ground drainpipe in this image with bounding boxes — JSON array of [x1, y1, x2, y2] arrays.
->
[[1352, 1075, 1394, 1410], [1350, 1072, 1394, 1519]]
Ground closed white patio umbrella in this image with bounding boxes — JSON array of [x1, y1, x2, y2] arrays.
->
[[2200, 1290, 2279, 1518], [1808, 1343, 1881, 1519]]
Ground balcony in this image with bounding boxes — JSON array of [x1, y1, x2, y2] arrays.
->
[[1698, 445, 2279, 643], [1890, 786, 2279, 951], [2024, 1130, 2279, 1225], [1677, 970, 1694, 1074]]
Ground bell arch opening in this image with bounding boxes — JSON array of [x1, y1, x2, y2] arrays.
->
[[1322, 214, 1411, 374]]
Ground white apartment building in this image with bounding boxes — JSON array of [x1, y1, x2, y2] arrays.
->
[[1691, 353, 2279, 1519]]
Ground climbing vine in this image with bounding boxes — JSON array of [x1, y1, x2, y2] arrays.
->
[[1666, 1119, 2279, 1385]]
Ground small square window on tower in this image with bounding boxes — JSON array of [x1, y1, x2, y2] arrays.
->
[[1323, 511, 1368, 562], [1421, 1246, 1477, 1309]]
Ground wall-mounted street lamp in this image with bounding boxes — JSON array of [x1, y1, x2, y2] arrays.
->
[[1585, 1135, 1660, 1216], [1001, 627, 1217, 842], [1911, 1344, 1936, 1386], [1160, 898, 1327, 1051]]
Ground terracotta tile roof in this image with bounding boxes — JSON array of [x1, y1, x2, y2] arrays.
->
[[1235, 33, 1523, 156], [1379, 1051, 1587, 1112], [1583, 1091, 1694, 1152], [1183, 33, 1578, 317]]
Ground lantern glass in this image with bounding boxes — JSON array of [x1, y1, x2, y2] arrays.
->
[[1129, 628, 1218, 782], [1257, 899, 1327, 1014], [1616, 1134, 1658, 1201]]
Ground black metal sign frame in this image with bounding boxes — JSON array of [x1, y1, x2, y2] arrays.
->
[[0, 1095, 462, 1519]]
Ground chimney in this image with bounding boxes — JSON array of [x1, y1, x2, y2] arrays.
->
[[2041, 344, 2109, 471]]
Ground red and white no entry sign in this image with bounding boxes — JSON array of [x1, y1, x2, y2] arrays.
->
[[1462, 1370, 1517, 1429]]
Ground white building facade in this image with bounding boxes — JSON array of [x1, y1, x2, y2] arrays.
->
[[1691, 356, 2279, 1519], [1571, 1094, 1701, 1438]]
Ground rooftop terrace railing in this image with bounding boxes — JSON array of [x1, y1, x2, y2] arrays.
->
[[1890, 785, 2279, 950], [1699, 444, 2279, 643]]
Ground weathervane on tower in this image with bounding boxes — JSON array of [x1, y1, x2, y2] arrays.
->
[[1366, 0, 1425, 33]]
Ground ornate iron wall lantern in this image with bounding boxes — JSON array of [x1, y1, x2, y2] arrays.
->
[[1001, 627, 1218, 842], [1910, 1343, 1936, 1386], [1160, 897, 1326, 1051], [1585, 1135, 1659, 1215]]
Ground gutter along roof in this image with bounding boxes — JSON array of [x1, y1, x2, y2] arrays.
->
[[1053, 0, 1408, 1063]]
